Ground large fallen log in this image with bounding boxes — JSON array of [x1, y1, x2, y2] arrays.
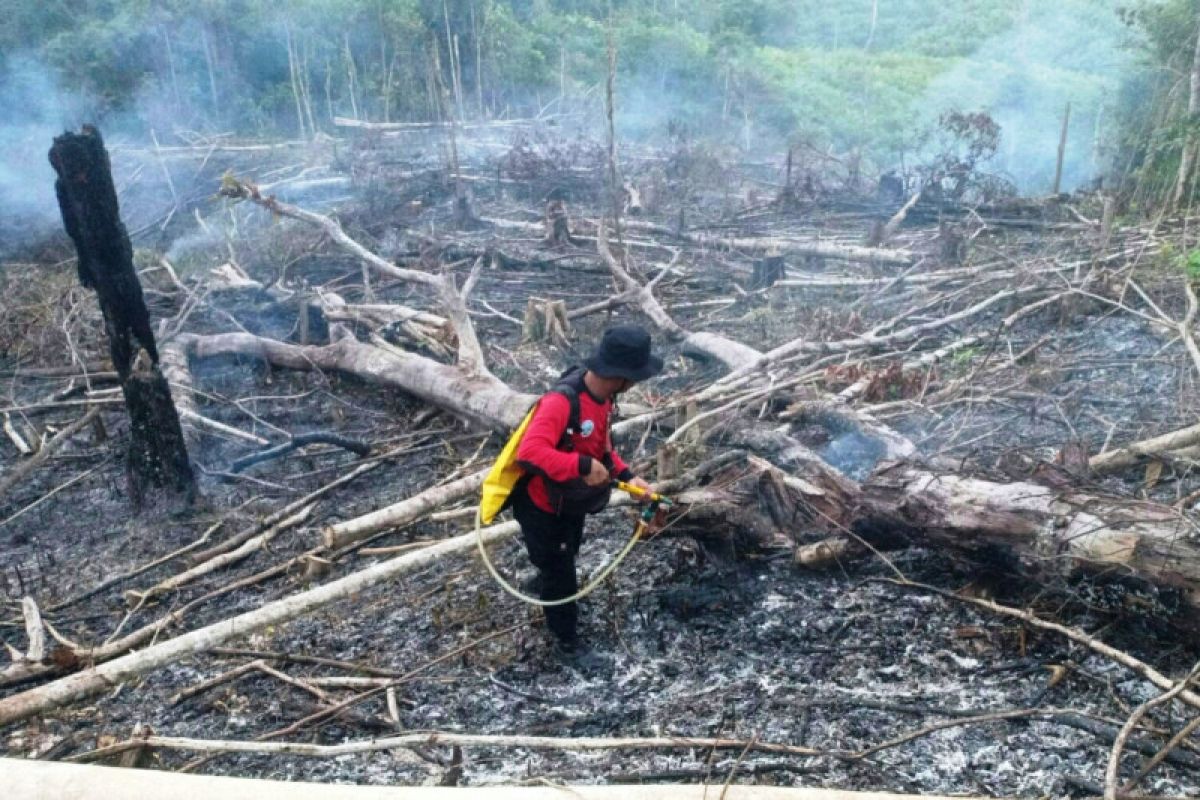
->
[[856, 463, 1200, 610], [5, 758, 977, 800], [176, 332, 531, 432]]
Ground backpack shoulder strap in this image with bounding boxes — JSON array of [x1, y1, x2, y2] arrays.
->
[[549, 366, 586, 450]]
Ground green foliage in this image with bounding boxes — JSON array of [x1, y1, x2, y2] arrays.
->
[[951, 346, 980, 368], [1112, 0, 1200, 209], [1176, 248, 1200, 282], [0, 0, 1134, 189]]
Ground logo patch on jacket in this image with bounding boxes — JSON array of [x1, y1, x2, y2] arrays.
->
[[580, 420, 595, 437]]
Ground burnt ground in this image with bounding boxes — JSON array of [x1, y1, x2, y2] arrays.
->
[[3, 128, 1200, 798]]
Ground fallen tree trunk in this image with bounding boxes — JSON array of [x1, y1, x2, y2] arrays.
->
[[177, 332, 532, 432], [5, 758, 977, 800], [323, 470, 486, 549], [675, 450, 1200, 618], [856, 463, 1200, 607]]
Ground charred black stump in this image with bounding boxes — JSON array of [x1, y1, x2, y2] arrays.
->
[[49, 126, 195, 507], [750, 255, 785, 290]]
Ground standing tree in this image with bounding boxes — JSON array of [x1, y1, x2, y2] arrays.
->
[[48, 126, 195, 507], [1175, 9, 1200, 208]]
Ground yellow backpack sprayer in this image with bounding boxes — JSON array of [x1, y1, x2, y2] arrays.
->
[[475, 479, 673, 606]]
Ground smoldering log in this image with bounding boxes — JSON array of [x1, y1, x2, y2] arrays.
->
[[48, 126, 194, 505], [670, 453, 859, 556], [854, 463, 1200, 620]]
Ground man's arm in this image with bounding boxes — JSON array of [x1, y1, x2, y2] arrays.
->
[[516, 393, 591, 481], [608, 448, 634, 482]]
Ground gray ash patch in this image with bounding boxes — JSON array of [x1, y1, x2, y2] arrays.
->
[[14, 523, 1197, 797]]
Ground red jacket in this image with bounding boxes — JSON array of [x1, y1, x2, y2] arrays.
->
[[516, 387, 632, 514]]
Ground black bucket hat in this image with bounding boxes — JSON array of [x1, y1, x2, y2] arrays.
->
[[584, 325, 664, 381]]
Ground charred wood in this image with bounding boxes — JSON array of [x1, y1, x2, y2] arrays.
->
[[48, 127, 194, 506]]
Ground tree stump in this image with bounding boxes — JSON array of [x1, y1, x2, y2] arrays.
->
[[49, 126, 194, 507], [938, 221, 966, 265], [522, 298, 571, 346], [544, 188, 576, 247], [750, 255, 786, 289]]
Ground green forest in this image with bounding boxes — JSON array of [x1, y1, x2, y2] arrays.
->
[[2, 1, 1199, 200]]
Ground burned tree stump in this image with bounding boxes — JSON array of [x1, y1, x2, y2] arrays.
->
[[938, 221, 966, 265], [864, 218, 887, 248], [750, 255, 786, 290], [49, 126, 194, 507], [544, 187, 576, 247], [667, 441, 860, 559]]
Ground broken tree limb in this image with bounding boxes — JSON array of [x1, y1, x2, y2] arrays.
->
[[323, 469, 487, 548], [1104, 659, 1200, 800], [21, 598, 45, 663], [158, 338, 201, 448], [596, 220, 760, 370], [773, 261, 1069, 291], [720, 285, 1042, 385], [898, 579, 1200, 714], [3, 414, 33, 455], [0, 407, 98, 504], [189, 462, 381, 566], [4, 758, 981, 800], [677, 331, 761, 370], [129, 504, 314, 602], [596, 221, 684, 338], [880, 191, 923, 243], [1090, 420, 1200, 474], [73, 730, 820, 761], [0, 520, 521, 728], [219, 178, 489, 377]]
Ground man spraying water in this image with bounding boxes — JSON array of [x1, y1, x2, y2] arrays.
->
[[479, 325, 663, 654]]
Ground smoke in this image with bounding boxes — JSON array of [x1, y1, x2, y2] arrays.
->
[[911, 0, 1132, 193], [0, 56, 90, 235]]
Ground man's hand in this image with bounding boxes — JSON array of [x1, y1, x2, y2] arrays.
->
[[583, 458, 610, 487], [628, 476, 654, 503]]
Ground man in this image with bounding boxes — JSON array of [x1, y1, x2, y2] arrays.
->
[[514, 325, 663, 652]]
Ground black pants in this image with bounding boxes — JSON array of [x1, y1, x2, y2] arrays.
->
[[513, 489, 586, 642]]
